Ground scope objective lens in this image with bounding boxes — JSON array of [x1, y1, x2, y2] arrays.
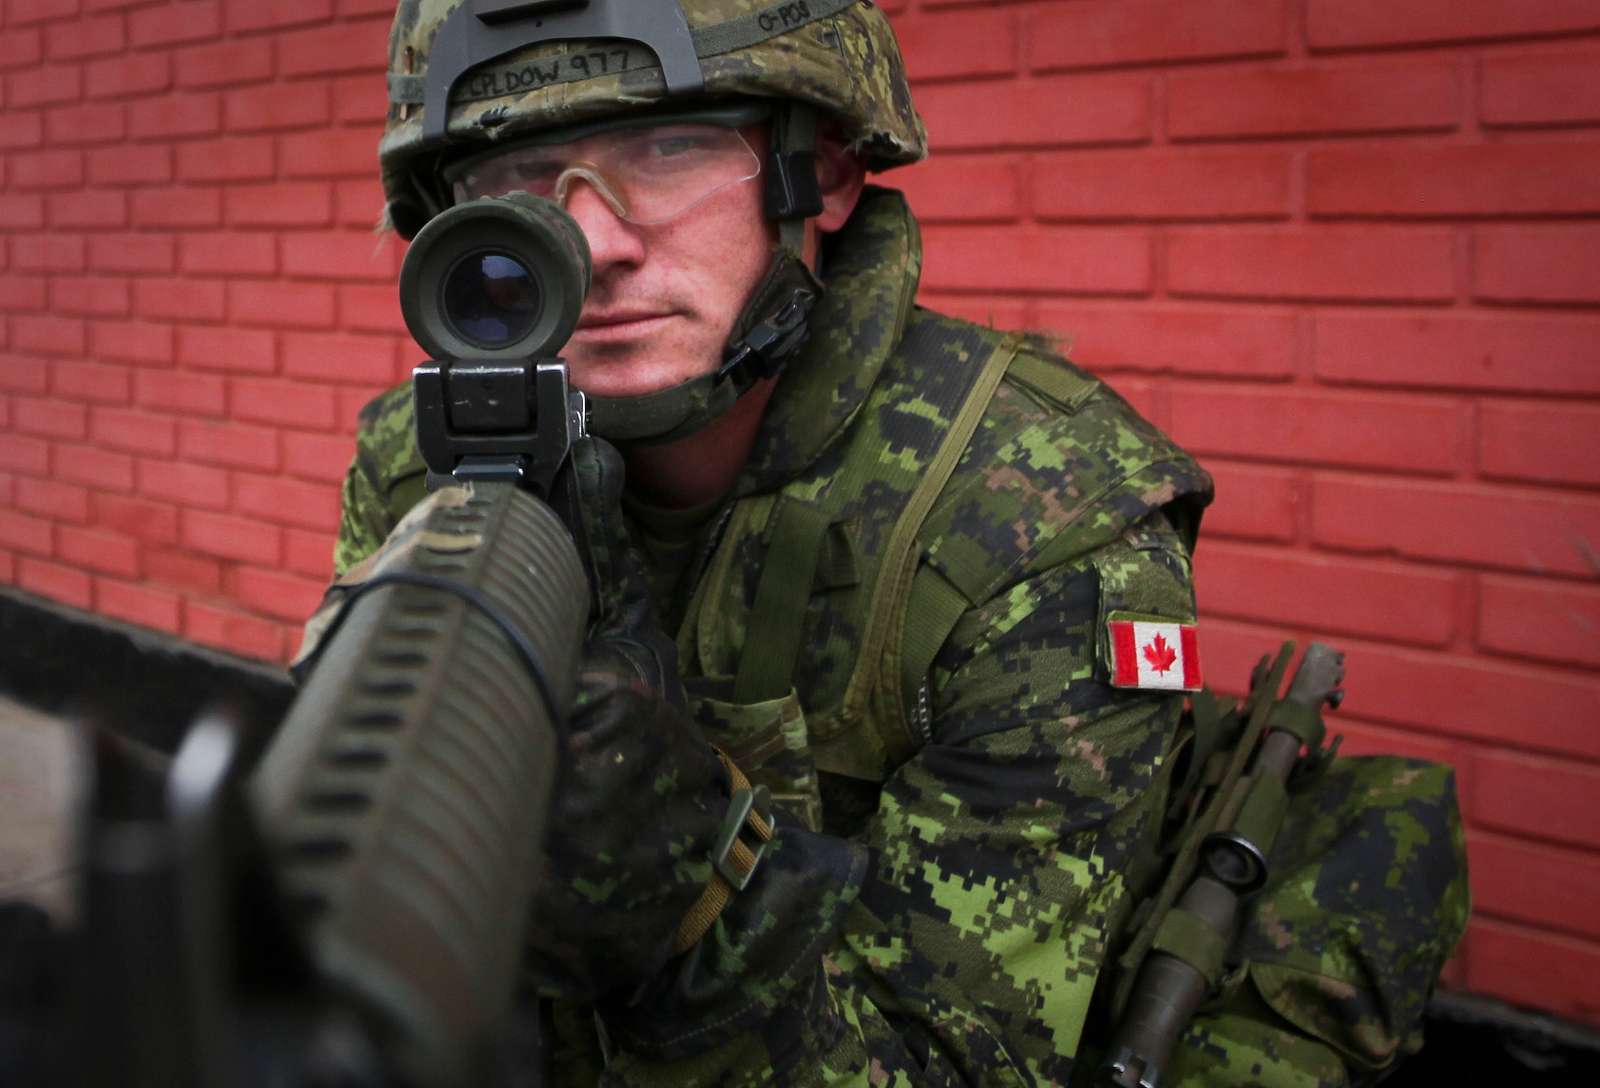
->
[[441, 250, 543, 350]]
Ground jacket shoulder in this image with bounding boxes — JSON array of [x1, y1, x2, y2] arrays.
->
[[352, 381, 427, 520]]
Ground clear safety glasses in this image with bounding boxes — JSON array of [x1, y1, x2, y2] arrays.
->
[[444, 121, 762, 226]]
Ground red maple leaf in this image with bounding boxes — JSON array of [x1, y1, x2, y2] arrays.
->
[[1142, 633, 1178, 674]]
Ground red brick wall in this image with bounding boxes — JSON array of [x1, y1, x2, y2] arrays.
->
[[2, 0, 1598, 1024]]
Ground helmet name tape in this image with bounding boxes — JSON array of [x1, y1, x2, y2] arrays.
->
[[424, 0, 705, 142]]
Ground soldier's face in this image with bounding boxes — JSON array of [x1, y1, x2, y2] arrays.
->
[[555, 127, 774, 400]]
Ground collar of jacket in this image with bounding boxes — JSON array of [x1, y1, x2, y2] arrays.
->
[[731, 185, 922, 495]]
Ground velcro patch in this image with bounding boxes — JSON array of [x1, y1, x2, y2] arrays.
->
[[1108, 618, 1201, 691]]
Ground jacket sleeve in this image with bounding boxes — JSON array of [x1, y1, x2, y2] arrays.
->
[[595, 518, 1195, 1085]]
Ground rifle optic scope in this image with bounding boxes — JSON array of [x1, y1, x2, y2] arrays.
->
[[399, 192, 592, 363]]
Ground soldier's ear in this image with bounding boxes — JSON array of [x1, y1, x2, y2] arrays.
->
[[813, 132, 864, 234]]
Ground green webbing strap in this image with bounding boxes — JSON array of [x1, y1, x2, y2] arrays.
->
[[1266, 698, 1325, 750], [1228, 772, 1289, 859], [899, 568, 969, 710], [387, 0, 861, 106], [1151, 907, 1228, 989], [838, 334, 1023, 739], [733, 498, 832, 704]]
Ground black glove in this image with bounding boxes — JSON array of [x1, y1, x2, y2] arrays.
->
[[526, 436, 726, 1001]]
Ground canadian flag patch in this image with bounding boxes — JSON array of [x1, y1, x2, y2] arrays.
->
[[1107, 618, 1202, 691]]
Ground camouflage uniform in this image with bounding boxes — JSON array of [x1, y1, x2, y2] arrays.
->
[[339, 186, 1219, 1082]]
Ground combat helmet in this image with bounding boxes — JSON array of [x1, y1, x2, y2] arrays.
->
[[380, 0, 928, 443]]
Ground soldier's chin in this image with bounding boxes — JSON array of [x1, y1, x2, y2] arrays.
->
[[567, 353, 710, 400]]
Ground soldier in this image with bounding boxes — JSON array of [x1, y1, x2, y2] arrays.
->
[[334, 2, 1465, 1083]]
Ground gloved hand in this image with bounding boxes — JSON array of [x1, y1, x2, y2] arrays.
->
[[527, 436, 727, 1001]]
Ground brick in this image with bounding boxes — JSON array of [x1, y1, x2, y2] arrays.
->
[[916, 294, 1031, 335], [11, 233, 84, 272], [95, 579, 182, 634], [134, 369, 226, 416], [44, 101, 126, 146], [12, 314, 86, 356], [225, 181, 333, 227], [0, 434, 50, 474], [177, 325, 276, 374], [1469, 834, 1600, 942], [56, 447, 133, 493], [922, 226, 1151, 295], [1480, 402, 1600, 487], [224, 81, 330, 133], [175, 38, 274, 89], [233, 472, 341, 532], [93, 320, 174, 366], [284, 527, 336, 579], [86, 143, 173, 185], [1038, 303, 1298, 380], [329, 73, 387, 124], [883, 148, 1013, 218], [1307, 0, 1600, 50], [0, 196, 46, 231], [144, 548, 222, 595], [181, 509, 281, 564], [175, 135, 275, 182], [1311, 475, 1600, 579], [83, 51, 171, 100], [128, 1, 222, 48], [17, 558, 92, 610], [1314, 311, 1600, 395], [0, 509, 53, 556], [185, 599, 284, 661], [279, 128, 392, 180], [56, 524, 139, 577], [46, 14, 124, 59], [94, 492, 178, 545], [897, 8, 1017, 82], [89, 234, 175, 274], [0, 111, 44, 150], [1309, 143, 1600, 218], [0, 275, 49, 310], [7, 65, 83, 109], [1482, 50, 1600, 128], [15, 478, 89, 523], [224, 0, 334, 33], [277, 19, 389, 78], [180, 232, 276, 276], [229, 376, 336, 429], [46, 190, 127, 229], [338, 283, 405, 333], [134, 277, 225, 322], [12, 394, 87, 440], [0, 355, 51, 396], [1479, 576, 1600, 669], [337, 385, 390, 426], [1329, 717, 1471, 772], [178, 418, 279, 470], [1035, 150, 1290, 222], [1031, 0, 1284, 71], [914, 73, 1149, 151], [1473, 225, 1600, 305], [1170, 228, 1454, 302], [0, 29, 44, 69], [1476, 752, 1600, 852], [53, 359, 131, 403], [1196, 543, 1457, 647], [1170, 60, 1460, 141], [281, 231, 399, 281], [131, 187, 221, 228], [136, 457, 229, 510], [128, 93, 222, 140], [90, 406, 175, 456], [281, 331, 397, 385], [1198, 461, 1300, 543], [1206, 618, 1600, 760], [231, 565, 324, 622], [10, 148, 84, 190], [50, 276, 131, 317], [334, 178, 388, 227], [227, 280, 335, 329], [9, 0, 80, 24]]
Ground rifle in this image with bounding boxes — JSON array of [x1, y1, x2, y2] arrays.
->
[[1098, 642, 1347, 1088]]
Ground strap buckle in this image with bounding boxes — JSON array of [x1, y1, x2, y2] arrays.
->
[[712, 784, 775, 892]]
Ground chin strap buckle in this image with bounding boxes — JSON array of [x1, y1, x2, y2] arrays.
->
[[717, 286, 817, 390]]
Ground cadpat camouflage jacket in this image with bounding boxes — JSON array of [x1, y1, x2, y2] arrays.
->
[[332, 191, 1460, 1085]]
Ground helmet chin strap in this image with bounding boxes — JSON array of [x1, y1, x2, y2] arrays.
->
[[584, 104, 826, 446]]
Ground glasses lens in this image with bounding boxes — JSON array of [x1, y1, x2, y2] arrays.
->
[[441, 250, 542, 350], [450, 123, 760, 224]]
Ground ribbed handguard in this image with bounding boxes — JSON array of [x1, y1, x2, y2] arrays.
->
[[252, 481, 587, 1086]]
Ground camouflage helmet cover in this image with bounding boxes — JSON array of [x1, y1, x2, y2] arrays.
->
[[380, 0, 928, 224]]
